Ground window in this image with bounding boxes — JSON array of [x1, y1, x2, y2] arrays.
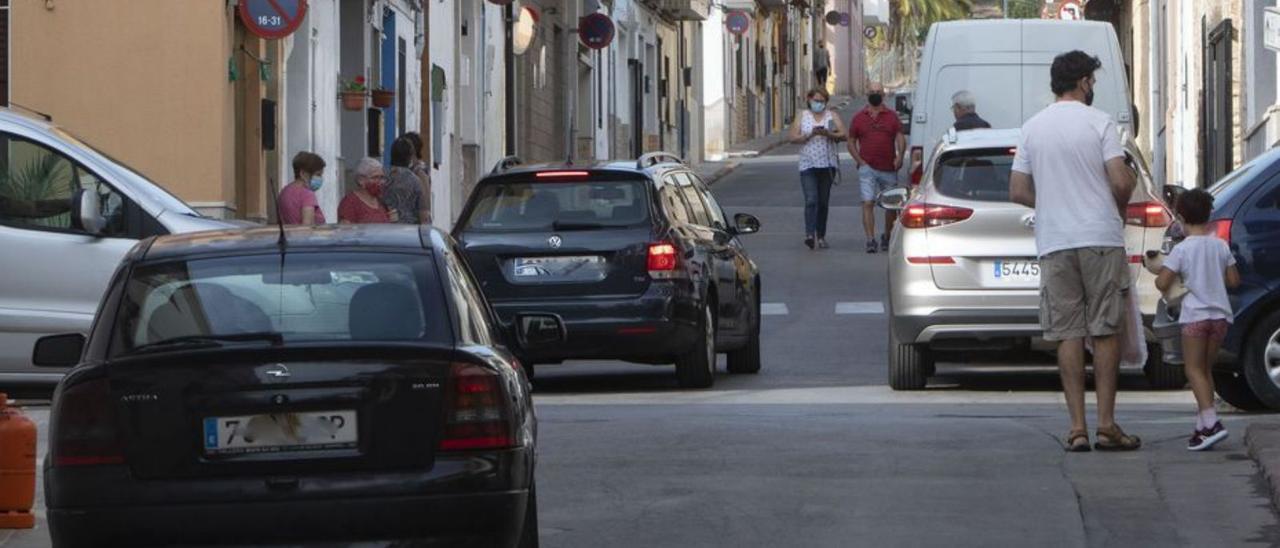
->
[[0, 134, 147, 238], [675, 174, 711, 226], [660, 180, 692, 225], [690, 176, 728, 229], [1242, 180, 1280, 233], [461, 179, 650, 232], [443, 245, 496, 346], [111, 252, 449, 357], [932, 148, 1015, 202]]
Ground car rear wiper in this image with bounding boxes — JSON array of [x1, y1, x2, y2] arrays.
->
[[127, 331, 284, 355], [551, 221, 628, 231]]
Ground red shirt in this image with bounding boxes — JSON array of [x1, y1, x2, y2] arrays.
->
[[849, 107, 902, 172], [338, 193, 391, 224]]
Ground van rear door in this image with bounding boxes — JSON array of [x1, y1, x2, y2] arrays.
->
[[1019, 21, 1133, 134]]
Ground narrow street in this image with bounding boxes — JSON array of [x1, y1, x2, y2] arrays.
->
[[530, 143, 1280, 547]]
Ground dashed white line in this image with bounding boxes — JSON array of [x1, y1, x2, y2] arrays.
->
[[761, 303, 790, 316], [836, 301, 885, 315]]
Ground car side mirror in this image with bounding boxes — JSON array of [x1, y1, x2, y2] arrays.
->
[[515, 314, 566, 350], [732, 213, 760, 235], [1163, 184, 1187, 207], [877, 187, 910, 211], [70, 188, 107, 236], [32, 333, 85, 367]]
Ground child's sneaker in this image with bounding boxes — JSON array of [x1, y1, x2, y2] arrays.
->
[[1188, 421, 1229, 451]]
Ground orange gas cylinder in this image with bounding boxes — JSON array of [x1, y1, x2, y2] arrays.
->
[[0, 393, 36, 529]]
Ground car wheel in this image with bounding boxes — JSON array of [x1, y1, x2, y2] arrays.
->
[[676, 303, 716, 389], [888, 326, 931, 390], [727, 294, 762, 374], [518, 481, 539, 548], [1143, 343, 1186, 389], [1241, 310, 1280, 410], [1214, 369, 1267, 412]]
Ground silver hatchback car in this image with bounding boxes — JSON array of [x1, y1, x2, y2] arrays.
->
[[881, 128, 1179, 390]]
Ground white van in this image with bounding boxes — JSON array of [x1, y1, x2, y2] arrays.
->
[[906, 19, 1135, 184], [0, 109, 235, 386]]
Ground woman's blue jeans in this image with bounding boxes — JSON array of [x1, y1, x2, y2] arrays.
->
[[800, 168, 835, 238]]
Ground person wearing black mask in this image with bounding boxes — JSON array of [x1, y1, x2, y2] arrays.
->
[[848, 82, 905, 253]]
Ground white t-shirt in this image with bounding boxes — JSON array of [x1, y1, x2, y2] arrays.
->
[[1011, 101, 1127, 257], [1163, 235, 1236, 324]]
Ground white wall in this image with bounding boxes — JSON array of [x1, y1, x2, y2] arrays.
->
[[429, 0, 458, 225], [280, 0, 342, 220], [702, 8, 727, 159]]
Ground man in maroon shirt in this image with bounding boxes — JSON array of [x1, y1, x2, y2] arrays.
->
[[848, 82, 906, 253]]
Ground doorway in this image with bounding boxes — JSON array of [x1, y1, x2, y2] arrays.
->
[[1202, 19, 1233, 187]]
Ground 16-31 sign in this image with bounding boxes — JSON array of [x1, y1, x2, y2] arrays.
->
[[239, 0, 308, 40]]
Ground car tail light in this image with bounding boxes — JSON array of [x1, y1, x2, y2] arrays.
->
[[647, 242, 679, 273], [909, 147, 923, 185], [1125, 202, 1171, 227], [439, 363, 515, 451], [534, 170, 590, 180], [901, 203, 973, 229], [50, 377, 123, 467], [1209, 219, 1233, 244], [906, 256, 956, 265]]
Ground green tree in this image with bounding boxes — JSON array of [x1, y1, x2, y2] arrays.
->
[[1006, 0, 1041, 18], [888, 0, 973, 50]]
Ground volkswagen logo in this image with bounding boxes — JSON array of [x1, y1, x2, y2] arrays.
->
[[263, 363, 291, 383], [1021, 213, 1036, 229], [548, 235, 563, 249]]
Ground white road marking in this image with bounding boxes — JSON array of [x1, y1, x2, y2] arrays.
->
[[836, 301, 885, 315], [761, 303, 789, 316]]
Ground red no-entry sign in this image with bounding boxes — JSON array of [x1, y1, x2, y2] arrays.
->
[[238, 0, 308, 40], [726, 12, 750, 35], [579, 13, 615, 50]]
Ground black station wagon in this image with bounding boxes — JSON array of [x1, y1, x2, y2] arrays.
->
[[454, 153, 763, 388]]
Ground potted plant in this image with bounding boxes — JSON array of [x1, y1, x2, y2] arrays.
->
[[339, 75, 367, 111], [371, 87, 395, 109]]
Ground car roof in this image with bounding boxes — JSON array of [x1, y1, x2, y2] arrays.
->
[[936, 128, 1021, 153], [140, 224, 439, 261], [481, 160, 685, 183], [0, 108, 59, 132]]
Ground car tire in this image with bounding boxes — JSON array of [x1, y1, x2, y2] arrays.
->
[[727, 293, 762, 374], [1241, 310, 1280, 410], [1143, 343, 1187, 389], [518, 481, 539, 548], [888, 327, 930, 391], [1214, 369, 1267, 412], [676, 303, 716, 389]]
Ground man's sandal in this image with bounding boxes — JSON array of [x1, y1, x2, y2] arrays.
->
[[1065, 430, 1091, 452], [1094, 425, 1142, 451]]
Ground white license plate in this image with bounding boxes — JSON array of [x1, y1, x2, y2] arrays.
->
[[988, 260, 1041, 283], [512, 256, 606, 278], [202, 410, 357, 456]]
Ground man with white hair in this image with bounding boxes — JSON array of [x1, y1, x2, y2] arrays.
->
[[337, 157, 397, 224], [951, 90, 992, 130]]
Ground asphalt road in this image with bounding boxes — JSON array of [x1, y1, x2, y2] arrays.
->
[[6, 138, 1280, 547]]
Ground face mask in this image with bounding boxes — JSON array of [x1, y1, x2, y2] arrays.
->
[[308, 176, 324, 192], [868, 93, 883, 107], [366, 181, 384, 198], [809, 100, 826, 113], [1084, 87, 1095, 107]]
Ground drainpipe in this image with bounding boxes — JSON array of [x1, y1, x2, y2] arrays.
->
[[505, 3, 516, 156]]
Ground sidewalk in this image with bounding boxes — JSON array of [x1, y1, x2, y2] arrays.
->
[[697, 95, 857, 186], [1245, 422, 1280, 513]]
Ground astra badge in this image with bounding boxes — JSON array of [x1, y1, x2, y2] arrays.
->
[[548, 235, 563, 249]]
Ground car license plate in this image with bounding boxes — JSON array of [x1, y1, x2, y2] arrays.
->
[[988, 259, 1040, 283], [202, 410, 357, 456], [511, 256, 606, 281]]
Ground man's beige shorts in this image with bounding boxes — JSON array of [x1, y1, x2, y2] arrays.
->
[[1039, 247, 1128, 342]]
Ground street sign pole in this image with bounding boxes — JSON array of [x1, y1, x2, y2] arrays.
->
[[1003, 0, 1009, 18]]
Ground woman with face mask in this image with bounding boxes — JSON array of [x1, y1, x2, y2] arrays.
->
[[280, 151, 327, 225], [788, 88, 846, 249], [338, 158, 399, 224]]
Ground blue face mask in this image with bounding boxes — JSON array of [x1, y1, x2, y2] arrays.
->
[[809, 101, 826, 113], [308, 177, 324, 192]]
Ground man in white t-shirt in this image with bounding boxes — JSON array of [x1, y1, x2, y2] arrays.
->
[[1009, 51, 1140, 452]]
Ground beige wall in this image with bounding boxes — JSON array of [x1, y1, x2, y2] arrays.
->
[[12, 0, 237, 209]]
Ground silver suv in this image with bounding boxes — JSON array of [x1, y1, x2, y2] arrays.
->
[[880, 128, 1178, 390]]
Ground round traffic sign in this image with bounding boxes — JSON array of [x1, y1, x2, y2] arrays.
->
[[726, 12, 751, 35], [864, 26, 876, 39], [824, 11, 841, 26], [839, 13, 851, 27], [238, 0, 308, 40], [1059, 1, 1082, 20], [579, 13, 615, 50]]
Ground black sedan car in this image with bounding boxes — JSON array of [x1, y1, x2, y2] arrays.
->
[[454, 153, 763, 388], [33, 224, 556, 547], [1155, 148, 1280, 410]]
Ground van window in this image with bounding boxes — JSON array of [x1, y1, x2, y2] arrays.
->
[[0, 134, 155, 238], [927, 65, 1023, 139], [1022, 64, 1127, 128], [932, 148, 1015, 202]]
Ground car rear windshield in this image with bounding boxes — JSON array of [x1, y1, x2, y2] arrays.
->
[[110, 252, 449, 357], [932, 148, 1015, 202], [461, 179, 650, 232]]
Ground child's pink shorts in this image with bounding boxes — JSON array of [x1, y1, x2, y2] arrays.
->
[[1181, 319, 1229, 342]]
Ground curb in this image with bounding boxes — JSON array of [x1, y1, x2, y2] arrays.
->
[[703, 162, 740, 186], [1245, 423, 1280, 513]]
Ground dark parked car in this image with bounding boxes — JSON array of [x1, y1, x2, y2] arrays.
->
[[34, 224, 555, 547], [1154, 148, 1280, 410], [453, 153, 763, 388]]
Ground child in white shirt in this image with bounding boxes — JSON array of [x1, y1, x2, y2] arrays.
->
[[1156, 188, 1240, 451]]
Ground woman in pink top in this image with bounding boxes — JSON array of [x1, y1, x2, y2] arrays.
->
[[279, 151, 327, 225]]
